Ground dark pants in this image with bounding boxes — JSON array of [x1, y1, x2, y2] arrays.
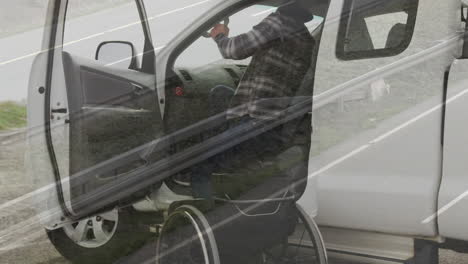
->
[[191, 85, 235, 199], [191, 120, 291, 199], [191, 85, 311, 199]]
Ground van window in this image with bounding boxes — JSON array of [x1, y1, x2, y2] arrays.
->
[[336, 0, 418, 60]]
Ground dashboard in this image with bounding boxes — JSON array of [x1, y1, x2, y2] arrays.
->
[[172, 63, 247, 97], [165, 63, 247, 132]]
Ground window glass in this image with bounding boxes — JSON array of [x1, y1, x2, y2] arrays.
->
[[337, 0, 418, 60], [143, 0, 221, 51], [175, 5, 272, 68], [63, 0, 147, 68], [174, 5, 323, 68]]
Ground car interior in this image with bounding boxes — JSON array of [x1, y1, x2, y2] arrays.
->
[[162, 0, 329, 198], [61, 0, 330, 217]]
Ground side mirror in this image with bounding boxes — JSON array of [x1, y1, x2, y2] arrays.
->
[[95, 41, 137, 69]]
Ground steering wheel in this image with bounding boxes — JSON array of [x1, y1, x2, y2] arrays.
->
[[202, 18, 230, 38]]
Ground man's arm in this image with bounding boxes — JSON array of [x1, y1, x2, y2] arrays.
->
[[210, 13, 284, 60]]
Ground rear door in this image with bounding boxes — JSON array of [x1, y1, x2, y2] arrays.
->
[[313, 0, 454, 236], [438, 61, 468, 241], [47, 0, 162, 217]]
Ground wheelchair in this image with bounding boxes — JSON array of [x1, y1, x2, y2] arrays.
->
[[156, 198, 327, 264], [155, 123, 328, 263]]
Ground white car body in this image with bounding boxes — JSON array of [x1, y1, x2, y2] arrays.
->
[[26, 0, 468, 262]]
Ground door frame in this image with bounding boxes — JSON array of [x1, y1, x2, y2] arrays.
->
[[155, 0, 248, 118], [44, 0, 157, 220]]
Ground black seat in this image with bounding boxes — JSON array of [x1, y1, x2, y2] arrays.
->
[[385, 23, 407, 48]]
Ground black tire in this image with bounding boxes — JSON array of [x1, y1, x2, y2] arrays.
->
[[260, 203, 328, 264], [47, 208, 153, 264], [156, 205, 220, 264]]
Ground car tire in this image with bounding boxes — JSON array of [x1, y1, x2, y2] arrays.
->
[[47, 208, 152, 264]]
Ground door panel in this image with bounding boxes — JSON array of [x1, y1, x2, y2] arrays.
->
[[43, 0, 162, 218], [81, 69, 138, 106], [62, 52, 161, 214]]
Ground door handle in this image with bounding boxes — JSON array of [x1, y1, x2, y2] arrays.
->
[[51, 108, 67, 114]]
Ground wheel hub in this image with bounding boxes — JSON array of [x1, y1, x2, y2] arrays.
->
[[63, 209, 119, 248]]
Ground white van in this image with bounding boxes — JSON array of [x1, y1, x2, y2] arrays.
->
[[25, 0, 468, 263]]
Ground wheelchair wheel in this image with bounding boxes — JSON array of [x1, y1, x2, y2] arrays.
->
[[156, 205, 220, 264], [259, 203, 328, 264]]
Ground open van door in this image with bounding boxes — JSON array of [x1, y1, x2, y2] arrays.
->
[[42, 0, 162, 219]]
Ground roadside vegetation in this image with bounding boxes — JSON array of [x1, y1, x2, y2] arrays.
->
[[0, 102, 27, 131]]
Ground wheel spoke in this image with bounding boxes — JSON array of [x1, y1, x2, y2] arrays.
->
[[92, 218, 109, 243], [71, 221, 88, 243], [62, 211, 119, 248]]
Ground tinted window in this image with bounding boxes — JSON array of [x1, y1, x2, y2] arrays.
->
[[336, 0, 418, 60]]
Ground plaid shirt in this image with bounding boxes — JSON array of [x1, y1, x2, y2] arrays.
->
[[215, 11, 315, 120]]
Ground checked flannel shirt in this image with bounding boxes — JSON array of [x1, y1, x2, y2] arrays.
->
[[214, 11, 315, 120]]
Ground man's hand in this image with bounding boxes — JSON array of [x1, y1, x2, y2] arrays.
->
[[210, 24, 230, 38]]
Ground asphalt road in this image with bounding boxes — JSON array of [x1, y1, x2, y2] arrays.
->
[[0, 233, 467, 264]]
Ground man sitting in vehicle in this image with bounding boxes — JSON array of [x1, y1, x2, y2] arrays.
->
[[188, 0, 316, 199]]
